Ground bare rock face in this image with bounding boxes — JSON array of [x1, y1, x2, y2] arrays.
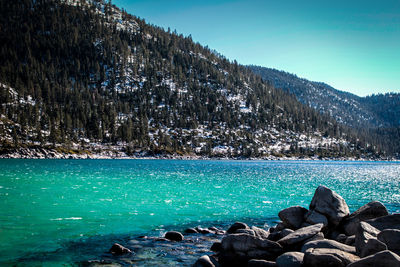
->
[[377, 229, 400, 255], [227, 222, 249, 234], [304, 210, 329, 227], [109, 243, 132, 255], [342, 201, 389, 236], [347, 250, 400, 267], [278, 206, 308, 229], [276, 251, 304, 267], [355, 222, 380, 255], [360, 238, 387, 258], [277, 223, 323, 247], [303, 248, 360, 267], [309, 186, 350, 226], [301, 239, 356, 254]]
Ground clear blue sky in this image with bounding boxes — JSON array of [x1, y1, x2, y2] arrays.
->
[[113, 0, 399, 96]]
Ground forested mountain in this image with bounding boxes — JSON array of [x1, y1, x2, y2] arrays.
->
[[0, 0, 389, 158], [249, 66, 400, 157]]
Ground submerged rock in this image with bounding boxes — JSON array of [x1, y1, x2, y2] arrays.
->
[[164, 231, 184, 241], [109, 243, 132, 255], [342, 201, 388, 236], [309, 186, 350, 226]]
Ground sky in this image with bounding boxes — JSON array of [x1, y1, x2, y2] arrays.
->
[[112, 0, 400, 96]]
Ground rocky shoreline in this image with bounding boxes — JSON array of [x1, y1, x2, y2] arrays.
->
[[0, 147, 395, 161], [88, 186, 400, 267]]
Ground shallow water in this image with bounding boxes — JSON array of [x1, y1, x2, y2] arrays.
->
[[0, 159, 399, 265]]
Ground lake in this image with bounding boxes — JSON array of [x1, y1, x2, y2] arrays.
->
[[0, 159, 399, 265]]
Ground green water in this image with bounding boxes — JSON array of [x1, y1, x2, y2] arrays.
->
[[0, 159, 399, 265]]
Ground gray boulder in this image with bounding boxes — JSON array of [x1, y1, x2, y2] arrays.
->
[[301, 239, 356, 254], [342, 201, 389, 236], [345, 235, 355, 246], [247, 259, 277, 267], [276, 252, 304, 267], [164, 231, 184, 241], [303, 248, 360, 267], [268, 229, 294, 242], [377, 229, 400, 255], [277, 223, 323, 247], [221, 233, 282, 253], [347, 250, 400, 267], [278, 206, 308, 229], [304, 210, 328, 227], [251, 226, 270, 239], [236, 229, 256, 236], [309, 186, 350, 226], [193, 255, 219, 267], [360, 238, 387, 258], [227, 222, 249, 234], [366, 214, 400, 231], [355, 222, 380, 255]]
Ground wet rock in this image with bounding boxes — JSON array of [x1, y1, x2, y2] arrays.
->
[[366, 214, 400, 231], [210, 242, 222, 252], [155, 237, 169, 242], [247, 259, 277, 267], [347, 250, 400, 267], [360, 238, 387, 258], [355, 222, 379, 255], [341, 201, 388, 236], [277, 223, 323, 247], [227, 222, 249, 234], [377, 229, 400, 255], [185, 228, 199, 234], [221, 233, 282, 253], [109, 243, 132, 255], [303, 248, 360, 267], [196, 227, 214, 234], [164, 231, 184, 241], [251, 226, 270, 239], [208, 226, 219, 232], [345, 235, 355, 246], [193, 255, 219, 267], [301, 239, 356, 254], [276, 251, 304, 267], [278, 206, 308, 229], [304, 210, 328, 228], [309, 186, 350, 226]]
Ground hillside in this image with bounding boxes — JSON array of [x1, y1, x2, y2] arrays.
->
[[0, 0, 385, 159]]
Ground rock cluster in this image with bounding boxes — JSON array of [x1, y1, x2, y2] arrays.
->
[[191, 185, 399, 267]]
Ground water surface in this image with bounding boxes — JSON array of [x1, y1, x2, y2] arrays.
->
[[0, 159, 399, 265]]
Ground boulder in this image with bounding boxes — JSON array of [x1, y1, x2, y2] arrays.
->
[[335, 234, 348, 244], [276, 251, 304, 267], [210, 242, 222, 252], [347, 250, 400, 267], [345, 235, 355, 246], [227, 222, 249, 234], [304, 210, 328, 228], [277, 223, 323, 247], [251, 226, 270, 239], [309, 186, 350, 226], [247, 259, 277, 267], [109, 243, 132, 255], [303, 232, 325, 243], [355, 222, 380, 255], [221, 233, 282, 253], [278, 206, 308, 229], [303, 248, 360, 267], [366, 214, 400, 231], [377, 229, 400, 255], [341, 201, 388, 236], [193, 255, 219, 267], [196, 227, 214, 234], [164, 231, 184, 241], [268, 229, 294, 242], [360, 238, 387, 258], [236, 229, 256, 236], [301, 239, 356, 254], [185, 228, 199, 234]]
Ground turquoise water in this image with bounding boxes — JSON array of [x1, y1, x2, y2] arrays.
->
[[0, 159, 399, 265]]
